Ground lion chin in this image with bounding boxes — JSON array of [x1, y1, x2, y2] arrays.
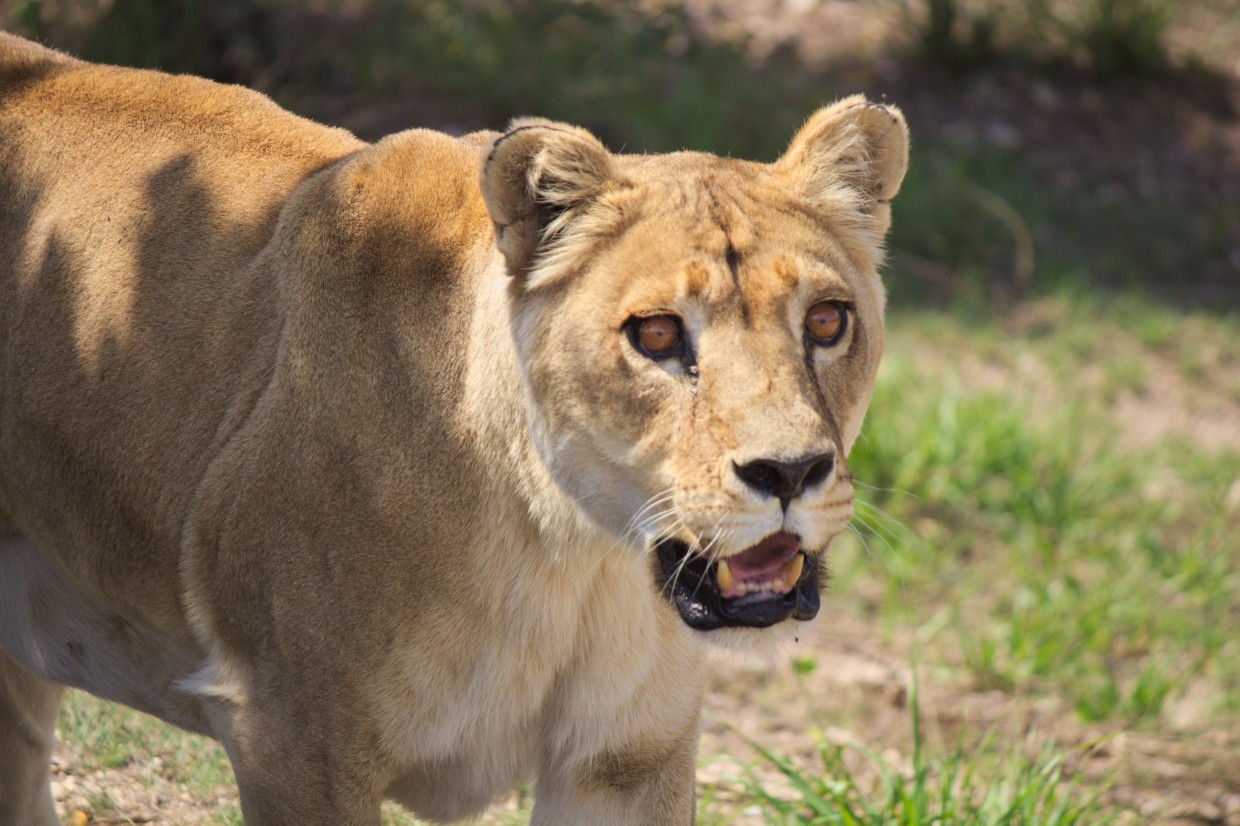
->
[[0, 30, 906, 826]]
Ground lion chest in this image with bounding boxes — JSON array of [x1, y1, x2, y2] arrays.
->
[[375, 548, 698, 817]]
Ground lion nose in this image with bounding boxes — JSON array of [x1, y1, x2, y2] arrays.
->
[[732, 451, 836, 510]]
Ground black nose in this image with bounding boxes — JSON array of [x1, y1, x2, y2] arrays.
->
[[732, 451, 836, 509]]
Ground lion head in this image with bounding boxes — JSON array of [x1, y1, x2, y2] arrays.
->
[[481, 96, 908, 632]]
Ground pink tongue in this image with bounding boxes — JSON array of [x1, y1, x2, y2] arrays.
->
[[724, 531, 800, 579]]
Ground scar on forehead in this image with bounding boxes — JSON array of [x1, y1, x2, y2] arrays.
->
[[679, 260, 712, 297]]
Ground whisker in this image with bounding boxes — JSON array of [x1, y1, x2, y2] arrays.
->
[[846, 522, 878, 564], [664, 509, 716, 596], [654, 515, 694, 592], [851, 479, 919, 501], [849, 510, 905, 561], [846, 499, 916, 605], [853, 497, 920, 554], [625, 507, 678, 552], [591, 488, 680, 569], [689, 513, 731, 597], [628, 489, 676, 526], [598, 489, 678, 568], [622, 488, 676, 542], [665, 535, 696, 597]]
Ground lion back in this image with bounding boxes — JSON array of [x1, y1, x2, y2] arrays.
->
[[0, 33, 365, 631]]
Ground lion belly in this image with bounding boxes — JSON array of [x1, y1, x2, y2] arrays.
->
[[0, 530, 213, 734]]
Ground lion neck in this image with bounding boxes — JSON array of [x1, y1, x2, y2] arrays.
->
[[461, 259, 619, 564]]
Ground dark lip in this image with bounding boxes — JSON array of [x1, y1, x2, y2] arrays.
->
[[652, 537, 823, 631]]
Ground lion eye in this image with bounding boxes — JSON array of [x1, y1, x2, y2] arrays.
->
[[805, 301, 847, 345], [632, 315, 682, 359], [636, 316, 681, 354]]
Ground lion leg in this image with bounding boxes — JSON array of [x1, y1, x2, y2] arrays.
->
[[530, 732, 698, 826], [0, 649, 64, 826], [226, 703, 385, 826], [232, 758, 383, 826]]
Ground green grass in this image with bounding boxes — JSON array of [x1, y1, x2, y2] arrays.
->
[[703, 686, 1105, 825], [56, 691, 241, 824], [58, 692, 436, 824], [724, 734, 1102, 825], [61, 684, 1107, 826], [839, 298, 1240, 724]]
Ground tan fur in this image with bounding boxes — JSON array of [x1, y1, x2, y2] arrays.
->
[[0, 32, 907, 826]]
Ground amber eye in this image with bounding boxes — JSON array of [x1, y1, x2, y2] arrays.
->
[[629, 312, 689, 357], [634, 315, 684, 354], [805, 301, 847, 345]]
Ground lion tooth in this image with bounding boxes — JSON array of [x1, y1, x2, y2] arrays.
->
[[716, 559, 734, 593], [782, 554, 805, 589]]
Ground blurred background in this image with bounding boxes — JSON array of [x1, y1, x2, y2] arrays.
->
[[5, 1, 1238, 824], [5, 0, 1239, 308]]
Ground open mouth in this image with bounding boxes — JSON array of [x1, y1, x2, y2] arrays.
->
[[653, 531, 823, 631]]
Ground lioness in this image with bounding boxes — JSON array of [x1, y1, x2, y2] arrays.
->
[[0, 31, 907, 826]]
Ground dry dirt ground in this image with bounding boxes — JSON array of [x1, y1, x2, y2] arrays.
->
[[697, 623, 1240, 826], [48, 617, 1240, 825]]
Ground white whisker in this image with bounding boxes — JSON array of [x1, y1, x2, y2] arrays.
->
[[689, 512, 732, 597]]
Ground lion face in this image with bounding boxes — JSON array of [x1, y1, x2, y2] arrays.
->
[[482, 98, 908, 632]]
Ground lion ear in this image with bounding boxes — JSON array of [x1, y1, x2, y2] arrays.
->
[[776, 96, 909, 239], [480, 119, 625, 278]]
